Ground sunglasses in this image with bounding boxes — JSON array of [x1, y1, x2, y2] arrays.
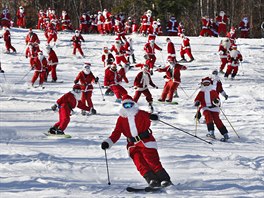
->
[[123, 102, 134, 109]]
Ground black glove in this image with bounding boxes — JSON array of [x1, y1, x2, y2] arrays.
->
[[101, 142, 109, 150], [224, 94, 228, 100], [74, 80, 78, 84], [194, 111, 202, 120], [95, 77, 99, 83], [51, 104, 57, 111], [213, 98, 220, 106], [150, 114, 159, 120], [155, 86, 158, 89], [194, 101, 200, 107]]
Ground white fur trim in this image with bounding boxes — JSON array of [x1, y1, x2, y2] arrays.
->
[[127, 115, 138, 137], [104, 138, 114, 149], [143, 141, 158, 149]]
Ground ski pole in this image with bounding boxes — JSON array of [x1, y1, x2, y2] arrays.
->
[[179, 84, 189, 98], [97, 80, 105, 101], [15, 69, 32, 84], [104, 149, 111, 185], [158, 119, 212, 145], [188, 86, 200, 100], [219, 107, 240, 138], [195, 106, 199, 136]]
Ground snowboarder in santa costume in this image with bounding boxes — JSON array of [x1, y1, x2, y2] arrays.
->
[[224, 44, 243, 80], [104, 63, 128, 103], [71, 30, 85, 57], [179, 34, 194, 62], [133, 64, 158, 113], [194, 77, 229, 142], [110, 38, 129, 67], [156, 57, 187, 103], [218, 37, 231, 73], [16, 6, 26, 28], [49, 84, 91, 135], [74, 63, 98, 115], [45, 45, 59, 82], [0, 26, 16, 53], [101, 94, 172, 188]]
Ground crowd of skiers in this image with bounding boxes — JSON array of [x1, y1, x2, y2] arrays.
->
[[0, 6, 246, 189]]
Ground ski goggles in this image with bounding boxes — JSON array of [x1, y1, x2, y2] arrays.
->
[[123, 102, 134, 109]]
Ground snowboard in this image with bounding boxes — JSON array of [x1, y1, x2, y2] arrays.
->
[[43, 132, 71, 139]]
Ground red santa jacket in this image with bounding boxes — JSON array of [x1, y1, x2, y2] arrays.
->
[[105, 109, 157, 150], [25, 33, 40, 45], [25, 46, 40, 58], [3, 29, 11, 42], [74, 71, 96, 92], [56, 91, 90, 113], [194, 85, 220, 113], [104, 68, 123, 86], [97, 14, 105, 25], [157, 64, 187, 83], [216, 15, 228, 25], [71, 35, 84, 46], [16, 9, 25, 21], [144, 42, 162, 55], [167, 41, 176, 57], [47, 49, 58, 65], [141, 15, 153, 25], [32, 57, 48, 71], [102, 53, 115, 65], [61, 14, 71, 25], [201, 17, 211, 29], [239, 20, 250, 32], [134, 71, 156, 91], [110, 44, 127, 57], [167, 19, 178, 32], [218, 45, 229, 58], [181, 37, 191, 50], [227, 49, 243, 67]]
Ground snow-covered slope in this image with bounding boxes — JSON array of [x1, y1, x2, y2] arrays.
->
[[0, 28, 264, 197]]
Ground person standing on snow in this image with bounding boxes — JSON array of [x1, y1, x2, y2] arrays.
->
[[156, 57, 187, 103], [224, 44, 243, 80], [31, 51, 48, 88], [16, 6, 26, 28], [48, 84, 91, 135], [74, 63, 99, 115], [0, 26, 16, 53], [133, 64, 158, 113], [218, 37, 231, 74], [45, 45, 59, 82], [71, 29, 85, 58], [166, 37, 176, 63], [179, 34, 194, 62], [25, 28, 40, 45], [101, 94, 172, 188], [194, 77, 229, 142]]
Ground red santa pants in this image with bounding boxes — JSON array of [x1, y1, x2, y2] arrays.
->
[[225, 65, 238, 77], [218, 24, 227, 36], [17, 18, 25, 28], [161, 81, 179, 101], [80, 24, 89, 34], [54, 107, 71, 131], [203, 110, 225, 130], [73, 44, 84, 56], [220, 58, 228, 71], [5, 40, 16, 52], [110, 84, 127, 99], [104, 23, 112, 34], [240, 31, 249, 38], [1, 20, 11, 28], [129, 145, 163, 176], [81, 91, 93, 109], [199, 29, 213, 36], [148, 55, 156, 69], [180, 48, 193, 59], [142, 24, 150, 34], [47, 65, 57, 81], [133, 89, 153, 103], [47, 35, 57, 44], [97, 24, 104, 34], [116, 55, 128, 65], [31, 70, 45, 85]]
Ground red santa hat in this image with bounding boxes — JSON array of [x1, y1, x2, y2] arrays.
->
[[73, 84, 82, 92], [122, 95, 134, 104], [201, 77, 213, 85], [231, 44, 237, 49], [83, 62, 91, 69]]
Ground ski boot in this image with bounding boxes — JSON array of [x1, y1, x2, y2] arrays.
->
[[143, 171, 160, 188], [220, 133, 229, 142], [206, 131, 215, 139], [90, 108, 97, 115], [148, 103, 154, 113], [55, 128, 65, 135], [81, 110, 86, 116], [173, 90, 179, 98], [156, 169, 172, 187], [48, 126, 58, 134]]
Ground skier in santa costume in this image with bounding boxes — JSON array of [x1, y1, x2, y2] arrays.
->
[[25, 28, 40, 45], [74, 63, 98, 115], [16, 6, 26, 28], [45, 45, 58, 82], [101, 94, 172, 188], [71, 30, 85, 57], [31, 51, 48, 87], [101, 47, 115, 67], [224, 44, 243, 79], [215, 11, 229, 37], [166, 37, 176, 62], [156, 57, 187, 103], [179, 34, 194, 62], [49, 84, 91, 135], [194, 77, 229, 142], [218, 37, 231, 73], [110, 38, 129, 67], [0, 26, 16, 53], [104, 63, 128, 103], [133, 64, 158, 113]]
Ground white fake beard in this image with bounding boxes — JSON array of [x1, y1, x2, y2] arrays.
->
[[71, 91, 82, 101], [119, 103, 139, 118], [83, 69, 90, 75], [201, 84, 213, 91], [20, 9, 24, 13]]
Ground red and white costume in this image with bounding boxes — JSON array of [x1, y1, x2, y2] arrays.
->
[[147, 21, 159, 41], [166, 16, 178, 36], [47, 25, 57, 44], [114, 20, 126, 42], [239, 17, 250, 38], [46, 47, 58, 81], [166, 38, 176, 62], [25, 44, 40, 66], [97, 11, 105, 34], [157, 62, 187, 102], [25, 29, 40, 45], [37, 10, 47, 29], [103, 95, 169, 179], [1, 8, 12, 28], [71, 30, 85, 57], [224, 45, 243, 79], [16, 6, 26, 28], [53, 89, 90, 131], [103, 9, 112, 34], [218, 38, 231, 72], [110, 39, 129, 66], [199, 16, 213, 37], [144, 40, 162, 71], [31, 52, 48, 86], [60, 11, 72, 31], [102, 47, 115, 67], [104, 65, 128, 100], [177, 22, 185, 37], [79, 13, 90, 34], [1, 27, 16, 53], [141, 10, 153, 35], [215, 11, 228, 36], [194, 77, 228, 136], [226, 27, 237, 45], [74, 67, 96, 110], [180, 35, 194, 61]]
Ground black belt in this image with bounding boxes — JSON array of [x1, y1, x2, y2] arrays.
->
[[127, 129, 151, 143]]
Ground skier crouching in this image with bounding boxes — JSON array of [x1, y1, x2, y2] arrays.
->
[[101, 95, 172, 188]]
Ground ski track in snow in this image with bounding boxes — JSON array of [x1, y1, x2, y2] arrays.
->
[[0, 28, 264, 197]]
